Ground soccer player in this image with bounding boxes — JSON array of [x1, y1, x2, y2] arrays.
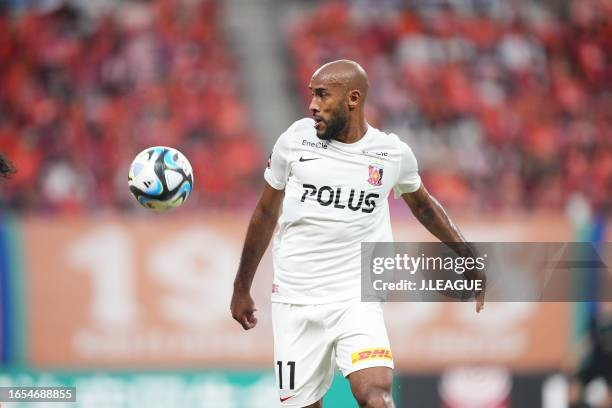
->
[[231, 60, 484, 408], [0, 154, 15, 179]]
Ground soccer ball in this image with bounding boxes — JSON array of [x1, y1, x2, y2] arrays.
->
[[128, 146, 193, 211]]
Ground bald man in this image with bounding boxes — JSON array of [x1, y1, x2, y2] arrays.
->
[[231, 60, 483, 408]]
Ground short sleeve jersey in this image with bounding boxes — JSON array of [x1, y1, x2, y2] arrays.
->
[[264, 118, 421, 304]]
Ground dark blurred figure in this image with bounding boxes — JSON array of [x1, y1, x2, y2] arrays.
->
[[0, 154, 15, 179], [570, 302, 612, 408]]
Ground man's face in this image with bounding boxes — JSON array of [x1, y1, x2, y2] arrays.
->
[[308, 76, 349, 141]]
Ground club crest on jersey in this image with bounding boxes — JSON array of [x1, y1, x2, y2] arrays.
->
[[368, 165, 384, 186]]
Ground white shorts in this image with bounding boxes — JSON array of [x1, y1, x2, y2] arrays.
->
[[272, 300, 393, 407]]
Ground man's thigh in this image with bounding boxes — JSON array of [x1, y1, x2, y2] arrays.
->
[[272, 303, 335, 407], [333, 302, 394, 377]]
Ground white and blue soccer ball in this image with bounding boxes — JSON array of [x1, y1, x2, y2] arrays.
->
[[128, 146, 193, 212]]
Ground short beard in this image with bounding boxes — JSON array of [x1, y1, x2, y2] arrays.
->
[[317, 106, 348, 141]]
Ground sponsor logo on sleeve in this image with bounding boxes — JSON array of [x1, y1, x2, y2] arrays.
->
[[351, 348, 393, 365]]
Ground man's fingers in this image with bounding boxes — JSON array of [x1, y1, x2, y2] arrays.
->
[[233, 309, 258, 330], [245, 310, 258, 329], [230, 293, 257, 329], [241, 315, 257, 330], [245, 315, 258, 330], [476, 292, 485, 313], [236, 314, 251, 330]]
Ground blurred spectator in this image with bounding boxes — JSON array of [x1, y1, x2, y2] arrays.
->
[[569, 302, 612, 408], [288, 0, 611, 213], [0, 0, 262, 212]]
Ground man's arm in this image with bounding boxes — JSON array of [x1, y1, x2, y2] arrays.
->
[[231, 183, 284, 329], [402, 184, 485, 312]]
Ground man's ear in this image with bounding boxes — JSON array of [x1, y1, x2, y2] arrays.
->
[[348, 90, 361, 110]]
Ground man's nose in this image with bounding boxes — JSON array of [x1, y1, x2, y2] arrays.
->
[[309, 99, 319, 114]]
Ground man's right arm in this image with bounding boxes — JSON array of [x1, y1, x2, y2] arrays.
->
[[230, 183, 284, 330]]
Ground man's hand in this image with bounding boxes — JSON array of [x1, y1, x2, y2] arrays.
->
[[473, 270, 486, 313], [403, 186, 485, 313], [459, 244, 486, 314], [466, 246, 486, 313], [231, 288, 258, 330], [476, 290, 485, 313]]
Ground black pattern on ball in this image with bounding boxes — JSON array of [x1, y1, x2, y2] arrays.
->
[[130, 148, 193, 202]]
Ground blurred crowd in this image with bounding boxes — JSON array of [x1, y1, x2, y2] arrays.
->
[[0, 0, 610, 214], [0, 0, 262, 212], [289, 0, 611, 213]]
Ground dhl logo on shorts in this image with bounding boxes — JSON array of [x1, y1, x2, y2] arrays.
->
[[351, 348, 393, 365]]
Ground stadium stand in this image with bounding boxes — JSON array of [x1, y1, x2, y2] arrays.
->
[[288, 0, 611, 213], [0, 0, 262, 211]]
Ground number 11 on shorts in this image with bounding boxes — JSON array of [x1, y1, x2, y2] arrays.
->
[[277, 361, 296, 390]]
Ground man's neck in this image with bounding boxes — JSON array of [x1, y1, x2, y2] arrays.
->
[[334, 118, 368, 144]]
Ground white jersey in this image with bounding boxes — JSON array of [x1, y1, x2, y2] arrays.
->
[[264, 118, 421, 304]]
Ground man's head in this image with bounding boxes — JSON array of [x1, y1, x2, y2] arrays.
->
[[0, 154, 15, 180], [308, 60, 368, 140]]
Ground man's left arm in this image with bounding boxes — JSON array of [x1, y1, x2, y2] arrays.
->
[[402, 184, 485, 313]]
